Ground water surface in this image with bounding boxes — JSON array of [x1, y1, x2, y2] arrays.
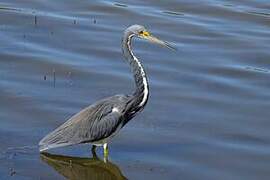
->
[[0, 0, 270, 179]]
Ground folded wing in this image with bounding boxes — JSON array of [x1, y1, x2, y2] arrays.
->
[[39, 95, 130, 152]]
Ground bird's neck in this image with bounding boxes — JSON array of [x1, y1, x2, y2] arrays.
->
[[122, 31, 149, 109]]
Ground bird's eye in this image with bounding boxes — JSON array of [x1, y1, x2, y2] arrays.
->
[[139, 31, 144, 35]]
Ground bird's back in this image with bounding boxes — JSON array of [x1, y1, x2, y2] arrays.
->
[[39, 94, 132, 152]]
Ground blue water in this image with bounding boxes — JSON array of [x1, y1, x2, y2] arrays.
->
[[0, 0, 270, 179]]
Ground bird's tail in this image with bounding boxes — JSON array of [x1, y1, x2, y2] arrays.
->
[[39, 142, 73, 152]]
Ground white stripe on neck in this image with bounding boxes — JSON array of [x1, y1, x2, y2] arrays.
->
[[133, 56, 148, 107], [127, 35, 149, 108]]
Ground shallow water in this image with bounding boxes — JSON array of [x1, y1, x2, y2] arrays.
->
[[0, 0, 270, 179]]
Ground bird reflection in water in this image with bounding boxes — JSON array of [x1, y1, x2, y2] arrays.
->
[[40, 150, 127, 180]]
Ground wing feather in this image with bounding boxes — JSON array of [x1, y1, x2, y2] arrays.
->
[[39, 95, 130, 152]]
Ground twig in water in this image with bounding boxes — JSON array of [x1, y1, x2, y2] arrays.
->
[[34, 15, 37, 26], [53, 69, 56, 88]]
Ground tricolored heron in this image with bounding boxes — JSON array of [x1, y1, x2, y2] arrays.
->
[[39, 24, 174, 157]]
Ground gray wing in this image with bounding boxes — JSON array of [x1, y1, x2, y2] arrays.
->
[[39, 95, 131, 152]]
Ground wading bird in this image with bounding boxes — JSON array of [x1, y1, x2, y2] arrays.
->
[[39, 24, 174, 157]]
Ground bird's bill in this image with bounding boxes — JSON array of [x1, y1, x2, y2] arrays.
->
[[139, 31, 176, 50], [147, 35, 176, 50]]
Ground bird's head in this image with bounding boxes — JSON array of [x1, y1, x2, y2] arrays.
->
[[127, 24, 176, 50]]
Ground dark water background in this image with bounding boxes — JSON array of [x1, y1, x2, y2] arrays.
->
[[0, 0, 270, 179]]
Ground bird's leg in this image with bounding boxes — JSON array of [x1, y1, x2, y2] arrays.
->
[[103, 143, 109, 158], [103, 143, 109, 163], [91, 145, 97, 158], [91, 144, 97, 153]]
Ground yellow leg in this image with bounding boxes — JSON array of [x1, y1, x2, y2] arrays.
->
[[103, 143, 109, 158]]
